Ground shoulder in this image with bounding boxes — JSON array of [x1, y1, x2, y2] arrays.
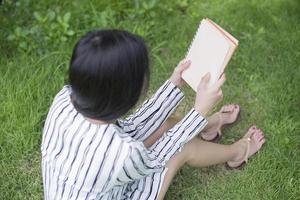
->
[[108, 124, 147, 150], [45, 85, 73, 118], [53, 85, 71, 102], [50, 85, 72, 107]]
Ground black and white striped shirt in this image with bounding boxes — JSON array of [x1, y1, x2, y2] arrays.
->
[[41, 80, 207, 200]]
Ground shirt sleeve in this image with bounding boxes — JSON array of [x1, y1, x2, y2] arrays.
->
[[116, 80, 184, 141], [114, 108, 207, 185], [148, 108, 208, 165]]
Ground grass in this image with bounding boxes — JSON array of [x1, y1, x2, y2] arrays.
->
[[0, 0, 299, 199]]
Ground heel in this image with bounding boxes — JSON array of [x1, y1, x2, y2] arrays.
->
[[227, 138, 251, 169]]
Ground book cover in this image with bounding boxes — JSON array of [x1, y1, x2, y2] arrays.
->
[[182, 18, 238, 91]]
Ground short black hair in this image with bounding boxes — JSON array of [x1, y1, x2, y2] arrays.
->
[[69, 30, 149, 121]]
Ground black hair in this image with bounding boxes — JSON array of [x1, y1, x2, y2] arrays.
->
[[69, 30, 150, 121]]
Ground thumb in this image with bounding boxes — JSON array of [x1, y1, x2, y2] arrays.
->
[[179, 60, 191, 71], [201, 72, 211, 84]]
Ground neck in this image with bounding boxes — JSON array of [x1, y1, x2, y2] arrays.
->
[[70, 94, 116, 125]]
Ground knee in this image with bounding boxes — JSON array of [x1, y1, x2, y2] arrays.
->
[[183, 137, 204, 166]]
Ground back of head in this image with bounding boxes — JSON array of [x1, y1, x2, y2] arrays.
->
[[69, 30, 149, 121]]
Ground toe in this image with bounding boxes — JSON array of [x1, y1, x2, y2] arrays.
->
[[225, 105, 231, 112], [259, 136, 265, 142], [253, 132, 261, 141], [257, 134, 264, 141], [252, 130, 265, 149], [221, 104, 235, 112], [252, 131, 264, 145], [245, 126, 256, 138], [259, 138, 266, 147], [234, 104, 240, 112], [249, 132, 262, 151], [233, 104, 240, 113], [257, 129, 264, 136]]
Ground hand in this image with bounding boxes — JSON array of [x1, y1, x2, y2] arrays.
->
[[194, 73, 226, 117], [169, 59, 191, 88]]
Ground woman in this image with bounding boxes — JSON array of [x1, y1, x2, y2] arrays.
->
[[41, 30, 265, 200]]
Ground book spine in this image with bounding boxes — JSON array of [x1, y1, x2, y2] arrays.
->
[[185, 20, 204, 58]]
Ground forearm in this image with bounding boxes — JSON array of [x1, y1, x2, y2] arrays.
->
[[143, 116, 180, 148], [117, 80, 184, 141], [148, 108, 208, 165]]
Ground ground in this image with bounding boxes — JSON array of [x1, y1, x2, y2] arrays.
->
[[0, 0, 299, 199]]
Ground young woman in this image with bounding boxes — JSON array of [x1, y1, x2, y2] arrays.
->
[[41, 30, 265, 200]]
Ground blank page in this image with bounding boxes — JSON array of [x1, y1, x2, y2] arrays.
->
[[182, 19, 231, 91]]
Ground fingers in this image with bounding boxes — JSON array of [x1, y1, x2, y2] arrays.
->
[[177, 60, 191, 71], [201, 72, 211, 84], [197, 72, 211, 91], [217, 90, 223, 98], [214, 73, 226, 89], [197, 72, 210, 90]]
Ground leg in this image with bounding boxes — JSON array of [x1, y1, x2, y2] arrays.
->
[[157, 138, 238, 200], [144, 104, 240, 148], [157, 126, 265, 200], [143, 110, 229, 148]]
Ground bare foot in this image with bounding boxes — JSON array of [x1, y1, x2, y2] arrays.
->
[[227, 125, 266, 168], [201, 104, 240, 141]]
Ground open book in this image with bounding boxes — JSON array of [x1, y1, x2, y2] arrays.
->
[[182, 18, 238, 91]]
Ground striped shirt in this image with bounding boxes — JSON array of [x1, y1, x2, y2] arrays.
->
[[41, 80, 207, 200]]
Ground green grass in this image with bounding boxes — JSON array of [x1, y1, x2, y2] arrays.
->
[[0, 0, 299, 199]]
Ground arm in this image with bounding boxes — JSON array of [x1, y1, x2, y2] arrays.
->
[[115, 70, 226, 185], [147, 108, 207, 164], [117, 80, 184, 141], [117, 60, 191, 141], [115, 109, 207, 184]]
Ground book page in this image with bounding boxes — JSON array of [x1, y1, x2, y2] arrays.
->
[[182, 19, 231, 91], [207, 19, 238, 78], [207, 18, 238, 45]]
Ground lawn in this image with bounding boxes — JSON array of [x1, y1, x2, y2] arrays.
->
[[0, 0, 299, 199]]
